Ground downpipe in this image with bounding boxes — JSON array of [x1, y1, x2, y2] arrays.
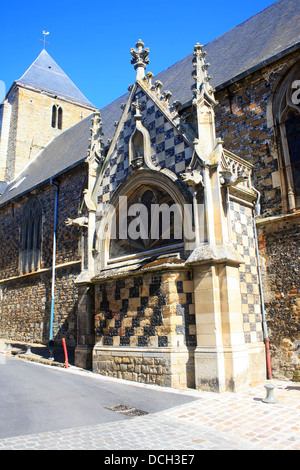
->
[[49, 178, 59, 357], [251, 187, 272, 379]]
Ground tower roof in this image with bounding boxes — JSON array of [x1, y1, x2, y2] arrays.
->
[[16, 49, 95, 108]]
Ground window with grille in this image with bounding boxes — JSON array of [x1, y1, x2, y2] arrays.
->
[[20, 199, 42, 274]]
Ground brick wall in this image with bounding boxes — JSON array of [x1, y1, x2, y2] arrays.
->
[[0, 265, 80, 344]]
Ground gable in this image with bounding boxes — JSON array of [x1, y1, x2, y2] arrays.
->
[[95, 83, 193, 208]]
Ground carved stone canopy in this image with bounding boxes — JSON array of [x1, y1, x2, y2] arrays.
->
[[192, 42, 217, 107], [87, 111, 104, 165]]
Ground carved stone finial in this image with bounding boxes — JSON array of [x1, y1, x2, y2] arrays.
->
[[220, 169, 249, 187], [131, 99, 143, 120], [161, 90, 172, 103], [87, 111, 104, 165], [191, 42, 217, 107], [171, 100, 181, 111], [144, 71, 154, 86], [130, 39, 150, 81], [151, 80, 163, 95]]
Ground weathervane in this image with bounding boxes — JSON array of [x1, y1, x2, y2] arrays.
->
[[40, 28, 50, 49]]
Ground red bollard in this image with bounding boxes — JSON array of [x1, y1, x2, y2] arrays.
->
[[62, 338, 69, 368]]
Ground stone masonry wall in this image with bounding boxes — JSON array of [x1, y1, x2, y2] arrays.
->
[[214, 50, 300, 217], [94, 270, 196, 348], [214, 51, 300, 380], [0, 265, 80, 344], [93, 269, 196, 387], [258, 217, 300, 381], [229, 200, 263, 345], [3, 86, 94, 181], [0, 165, 87, 345]]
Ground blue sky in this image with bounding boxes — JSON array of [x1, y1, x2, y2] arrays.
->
[[0, 0, 276, 109]]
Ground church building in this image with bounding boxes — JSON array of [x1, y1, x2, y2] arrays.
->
[[0, 0, 299, 391]]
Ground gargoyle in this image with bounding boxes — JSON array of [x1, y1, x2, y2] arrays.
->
[[220, 169, 248, 187], [65, 217, 88, 228], [180, 169, 204, 187]]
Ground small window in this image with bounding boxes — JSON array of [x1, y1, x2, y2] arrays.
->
[[51, 104, 63, 130], [51, 105, 57, 128], [57, 106, 63, 130]]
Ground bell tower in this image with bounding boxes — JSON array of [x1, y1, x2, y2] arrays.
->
[[0, 48, 96, 182]]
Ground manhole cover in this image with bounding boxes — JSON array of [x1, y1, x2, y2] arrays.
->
[[105, 404, 148, 417]]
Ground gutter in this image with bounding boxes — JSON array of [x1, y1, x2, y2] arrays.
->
[[180, 42, 300, 111], [0, 158, 87, 209], [49, 177, 59, 355], [251, 186, 272, 380], [214, 42, 300, 92]]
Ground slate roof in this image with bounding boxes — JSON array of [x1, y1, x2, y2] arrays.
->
[[154, 0, 300, 105], [0, 182, 7, 196], [1, 0, 299, 206], [0, 116, 93, 205], [16, 49, 95, 108], [100, 0, 300, 140]]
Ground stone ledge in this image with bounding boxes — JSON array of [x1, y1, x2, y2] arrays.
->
[[186, 244, 243, 266]]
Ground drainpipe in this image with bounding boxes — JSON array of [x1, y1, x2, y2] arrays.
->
[[49, 178, 59, 354], [251, 187, 272, 379]]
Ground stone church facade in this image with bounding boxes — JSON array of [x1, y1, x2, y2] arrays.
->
[[0, 0, 299, 390]]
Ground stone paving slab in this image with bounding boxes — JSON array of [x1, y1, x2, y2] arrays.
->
[[158, 381, 300, 451], [0, 412, 255, 450], [0, 375, 298, 450], [0, 342, 299, 451]]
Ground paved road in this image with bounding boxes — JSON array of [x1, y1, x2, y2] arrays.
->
[[0, 356, 197, 439], [0, 354, 299, 451]]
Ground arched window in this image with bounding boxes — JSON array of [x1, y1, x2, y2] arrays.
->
[[109, 184, 184, 263], [96, 170, 192, 271], [273, 63, 300, 211], [20, 199, 42, 274], [51, 105, 57, 128], [51, 104, 63, 130], [284, 109, 300, 204], [57, 106, 63, 130]]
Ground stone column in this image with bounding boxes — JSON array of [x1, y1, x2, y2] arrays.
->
[[193, 260, 250, 393], [75, 285, 95, 369]]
